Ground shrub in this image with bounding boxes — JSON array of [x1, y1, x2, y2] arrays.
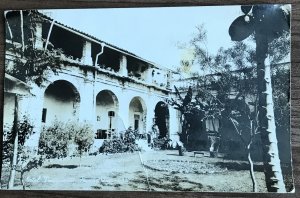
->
[[3, 123, 13, 163], [17, 146, 45, 189], [99, 139, 126, 154], [38, 120, 70, 159], [38, 120, 94, 158], [153, 137, 171, 150], [3, 116, 34, 162], [99, 127, 140, 154], [2, 116, 44, 189], [74, 122, 94, 157]]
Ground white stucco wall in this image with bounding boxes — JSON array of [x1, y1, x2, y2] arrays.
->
[[43, 93, 78, 125], [4, 63, 180, 150], [3, 93, 15, 131]]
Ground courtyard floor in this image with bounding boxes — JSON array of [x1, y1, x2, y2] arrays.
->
[[1, 150, 269, 192]]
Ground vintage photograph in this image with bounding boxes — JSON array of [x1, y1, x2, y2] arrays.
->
[[1, 5, 293, 192]]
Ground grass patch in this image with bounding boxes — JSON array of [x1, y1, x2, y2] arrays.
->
[[91, 186, 102, 190], [214, 161, 264, 172], [130, 173, 206, 191], [109, 172, 122, 178], [44, 164, 78, 169]]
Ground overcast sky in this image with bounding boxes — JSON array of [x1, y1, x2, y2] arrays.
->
[[40, 6, 243, 69]]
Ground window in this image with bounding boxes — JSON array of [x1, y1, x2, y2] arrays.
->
[[95, 129, 115, 139], [134, 114, 140, 130], [42, 108, 47, 123], [95, 129, 107, 139]]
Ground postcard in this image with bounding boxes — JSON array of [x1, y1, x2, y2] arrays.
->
[[1, 5, 293, 192]]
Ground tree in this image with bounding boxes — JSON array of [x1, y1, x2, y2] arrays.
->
[[194, 90, 224, 157], [172, 20, 290, 191], [229, 4, 290, 192], [74, 123, 94, 166], [3, 113, 41, 189], [228, 98, 259, 192]]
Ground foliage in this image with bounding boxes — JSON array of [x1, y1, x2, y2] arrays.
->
[[170, 17, 290, 150], [152, 137, 171, 150], [38, 120, 70, 159], [74, 122, 94, 157], [3, 115, 34, 161], [99, 139, 127, 154], [272, 64, 290, 130], [169, 19, 289, 190], [3, 116, 45, 189], [229, 5, 290, 192], [123, 127, 139, 144], [5, 10, 64, 86], [38, 120, 94, 158], [99, 127, 140, 154], [17, 147, 44, 173], [16, 146, 45, 190], [7, 44, 63, 86]]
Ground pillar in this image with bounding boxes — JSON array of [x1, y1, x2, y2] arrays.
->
[[119, 55, 128, 76], [79, 80, 95, 123], [22, 92, 44, 151], [169, 107, 180, 142], [81, 41, 93, 65], [145, 96, 156, 134], [117, 90, 129, 130], [34, 22, 43, 49], [145, 67, 153, 84]]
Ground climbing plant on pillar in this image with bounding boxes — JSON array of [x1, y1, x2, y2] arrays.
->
[[229, 4, 290, 192], [5, 10, 64, 86]]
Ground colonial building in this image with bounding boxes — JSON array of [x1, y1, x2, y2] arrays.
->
[[3, 11, 181, 150]]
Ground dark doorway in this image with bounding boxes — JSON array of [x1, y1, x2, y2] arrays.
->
[[154, 102, 169, 138]]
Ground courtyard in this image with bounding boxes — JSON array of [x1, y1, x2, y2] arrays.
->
[[1, 150, 271, 192]]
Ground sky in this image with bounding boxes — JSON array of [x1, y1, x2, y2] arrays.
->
[[40, 6, 243, 70]]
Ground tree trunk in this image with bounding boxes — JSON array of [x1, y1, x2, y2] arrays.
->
[[180, 117, 188, 146], [8, 95, 19, 189], [249, 119, 257, 192], [178, 145, 184, 156], [247, 143, 257, 192], [20, 171, 26, 190], [256, 34, 286, 192], [209, 135, 220, 158]]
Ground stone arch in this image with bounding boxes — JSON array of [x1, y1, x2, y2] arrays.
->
[[42, 80, 80, 125], [129, 96, 147, 133], [95, 90, 119, 139], [154, 101, 170, 138]]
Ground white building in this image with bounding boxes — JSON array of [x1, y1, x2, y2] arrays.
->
[[3, 11, 181, 150]]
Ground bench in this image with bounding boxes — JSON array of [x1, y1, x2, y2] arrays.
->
[[193, 151, 206, 157], [194, 151, 226, 158]]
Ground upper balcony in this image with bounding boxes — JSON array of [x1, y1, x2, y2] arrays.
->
[[4, 10, 171, 91]]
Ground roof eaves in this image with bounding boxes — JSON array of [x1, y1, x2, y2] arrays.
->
[[37, 11, 162, 69]]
